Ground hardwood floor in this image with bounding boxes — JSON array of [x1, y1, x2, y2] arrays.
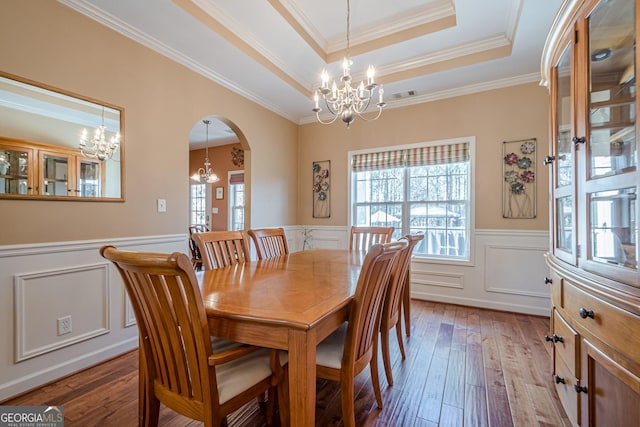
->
[[3, 300, 570, 426]]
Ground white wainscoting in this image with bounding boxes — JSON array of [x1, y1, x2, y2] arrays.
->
[[411, 230, 550, 316], [0, 234, 188, 401], [14, 263, 111, 362], [286, 227, 550, 316]]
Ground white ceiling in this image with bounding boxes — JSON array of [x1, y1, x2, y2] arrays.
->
[[58, 0, 563, 145]]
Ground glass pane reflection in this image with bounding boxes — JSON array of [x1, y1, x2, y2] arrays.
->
[[588, 0, 636, 178], [557, 196, 574, 253], [590, 188, 637, 269]]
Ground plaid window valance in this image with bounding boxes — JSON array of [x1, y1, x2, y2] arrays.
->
[[352, 142, 469, 171], [351, 150, 404, 171]]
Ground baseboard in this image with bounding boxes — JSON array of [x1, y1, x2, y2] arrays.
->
[[0, 337, 138, 402]]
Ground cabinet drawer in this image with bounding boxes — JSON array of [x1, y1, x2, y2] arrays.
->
[[549, 270, 562, 307], [553, 310, 579, 377], [553, 357, 579, 427], [562, 281, 640, 362]]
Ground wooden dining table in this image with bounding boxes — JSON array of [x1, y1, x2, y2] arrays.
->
[[199, 249, 367, 427]]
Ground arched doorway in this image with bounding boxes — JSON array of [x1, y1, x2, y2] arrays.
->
[[188, 115, 250, 231]]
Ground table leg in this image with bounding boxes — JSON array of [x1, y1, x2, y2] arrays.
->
[[288, 329, 316, 427]]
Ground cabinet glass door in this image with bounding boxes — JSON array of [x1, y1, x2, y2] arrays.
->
[[41, 153, 70, 196], [78, 159, 101, 197], [554, 44, 576, 262], [585, 0, 638, 279], [0, 147, 31, 195]]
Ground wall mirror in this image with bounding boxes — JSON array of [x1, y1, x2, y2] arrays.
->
[[0, 71, 124, 201]]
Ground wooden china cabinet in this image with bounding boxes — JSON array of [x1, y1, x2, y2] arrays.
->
[[543, 0, 640, 425], [0, 137, 104, 198]]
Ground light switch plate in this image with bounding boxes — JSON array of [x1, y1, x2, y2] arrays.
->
[[157, 199, 166, 213]]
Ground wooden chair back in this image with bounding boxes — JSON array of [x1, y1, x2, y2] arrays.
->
[[380, 233, 424, 385], [247, 227, 289, 260], [349, 226, 394, 251], [314, 240, 406, 427], [194, 231, 250, 270], [345, 240, 407, 376], [100, 246, 220, 424], [100, 245, 284, 426], [188, 225, 208, 269]]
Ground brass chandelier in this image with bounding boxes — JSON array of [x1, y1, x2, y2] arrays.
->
[[190, 119, 219, 184]]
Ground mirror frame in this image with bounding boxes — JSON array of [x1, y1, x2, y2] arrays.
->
[[0, 70, 125, 202]]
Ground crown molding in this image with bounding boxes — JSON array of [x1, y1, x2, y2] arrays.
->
[[376, 35, 511, 78], [57, 0, 297, 122], [192, 0, 314, 87]]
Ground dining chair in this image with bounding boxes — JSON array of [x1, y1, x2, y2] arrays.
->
[[100, 245, 287, 427], [247, 227, 289, 260], [380, 233, 424, 386], [194, 230, 251, 270], [188, 225, 208, 270], [314, 240, 407, 427], [349, 226, 394, 251]]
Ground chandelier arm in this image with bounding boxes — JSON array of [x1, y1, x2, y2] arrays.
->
[[352, 95, 372, 114], [324, 99, 343, 116], [315, 111, 342, 125], [353, 106, 384, 122]]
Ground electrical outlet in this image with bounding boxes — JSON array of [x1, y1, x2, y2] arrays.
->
[[57, 316, 72, 336]]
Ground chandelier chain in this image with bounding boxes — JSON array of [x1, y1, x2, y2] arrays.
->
[[346, 0, 350, 57]]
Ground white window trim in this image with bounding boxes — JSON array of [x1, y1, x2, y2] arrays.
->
[[347, 136, 476, 267], [228, 170, 244, 231]]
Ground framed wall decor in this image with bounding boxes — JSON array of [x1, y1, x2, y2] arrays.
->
[[312, 160, 330, 218], [502, 138, 536, 218], [215, 186, 224, 200]]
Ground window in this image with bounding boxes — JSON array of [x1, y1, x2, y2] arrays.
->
[[350, 138, 474, 260], [190, 183, 207, 227], [229, 172, 244, 231]]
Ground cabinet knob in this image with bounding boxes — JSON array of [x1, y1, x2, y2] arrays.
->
[[544, 277, 553, 284], [543, 155, 555, 165], [579, 308, 595, 319], [574, 384, 588, 394], [572, 136, 586, 148], [553, 374, 566, 384], [545, 334, 564, 343]]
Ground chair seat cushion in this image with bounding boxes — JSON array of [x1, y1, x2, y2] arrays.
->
[[211, 336, 244, 353], [316, 322, 347, 370], [215, 344, 288, 405]]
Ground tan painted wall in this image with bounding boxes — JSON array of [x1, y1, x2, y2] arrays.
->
[[298, 82, 550, 231], [0, 1, 298, 245], [189, 143, 244, 230]]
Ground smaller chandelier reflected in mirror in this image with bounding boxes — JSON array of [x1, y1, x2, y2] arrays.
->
[[312, 0, 386, 128], [191, 119, 219, 184], [79, 106, 120, 161]]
